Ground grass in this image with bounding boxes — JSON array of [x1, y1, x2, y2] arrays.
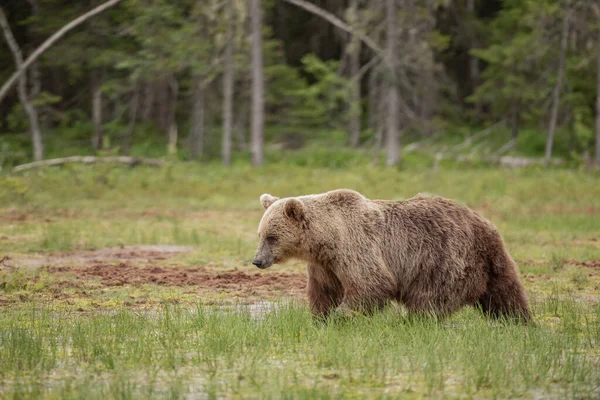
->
[[0, 300, 599, 399], [0, 159, 599, 398]]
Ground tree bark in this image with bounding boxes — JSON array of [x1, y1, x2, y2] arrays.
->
[[467, 0, 482, 118], [367, 67, 379, 134], [595, 52, 600, 168], [0, 7, 44, 161], [91, 71, 103, 151], [347, 0, 361, 148], [0, 0, 123, 104], [167, 75, 178, 156], [189, 78, 205, 159], [467, 0, 479, 93], [511, 103, 520, 140], [29, 62, 41, 99], [158, 79, 170, 133], [122, 82, 140, 155], [141, 82, 154, 122], [27, 0, 41, 100], [235, 100, 248, 150], [222, 0, 235, 166], [250, 0, 265, 166], [385, 0, 400, 166], [545, 8, 570, 164]]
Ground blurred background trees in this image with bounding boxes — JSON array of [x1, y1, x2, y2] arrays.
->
[[0, 0, 599, 168]]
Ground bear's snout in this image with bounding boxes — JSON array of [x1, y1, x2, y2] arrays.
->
[[252, 252, 274, 269], [252, 257, 273, 269]]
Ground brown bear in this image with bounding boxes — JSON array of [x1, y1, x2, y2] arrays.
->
[[253, 189, 531, 322]]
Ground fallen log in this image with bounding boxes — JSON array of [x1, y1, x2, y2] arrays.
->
[[453, 155, 564, 167], [13, 156, 165, 172]]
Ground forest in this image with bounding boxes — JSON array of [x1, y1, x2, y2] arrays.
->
[[1, 0, 599, 168]]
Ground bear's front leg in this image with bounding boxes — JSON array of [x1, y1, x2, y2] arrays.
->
[[335, 289, 388, 316], [335, 268, 397, 315], [307, 264, 343, 318]]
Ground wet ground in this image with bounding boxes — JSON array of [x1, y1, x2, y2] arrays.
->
[[0, 246, 307, 306]]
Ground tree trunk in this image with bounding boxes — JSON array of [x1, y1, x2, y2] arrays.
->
[[420, 67, 435, 137], [26, 91, 43, 161], [371, 65, 384, 165], [167, 75, 178, 156], [347, 0, 361, 147], [250, 0, 265, 166], [511, 104, 520, 140], [368, 67, 379, 134], [568, 112, 576, 154], [222, 0, 235, 166], [0, 7, 44, 161], [467, 0, 479, 96], [141, 82, 154, 122], [29, 62, 41, 99], [158, 79, 170, 133], [189, 78, 205, 159], [27, 0, 41, 100], [385, 0, 400, 166], [92, 71, 103, 150], [595, 52, 600, 168], [235, 100, 248, 151], [122, 82, 140, 155], [545, 8, 570, 164]]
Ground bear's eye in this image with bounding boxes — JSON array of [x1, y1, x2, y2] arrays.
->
[[266, 235, 277, 243]]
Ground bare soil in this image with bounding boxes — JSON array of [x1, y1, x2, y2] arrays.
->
[[2, 246, 307, 301], [3, 245, 195, 268], [50, 263, 306, 295], [567, 259, 600, 269]]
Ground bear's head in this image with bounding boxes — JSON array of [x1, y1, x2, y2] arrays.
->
[[252, 193, 307, 269]]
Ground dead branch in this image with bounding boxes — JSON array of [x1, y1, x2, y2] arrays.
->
[[494, 138, 517, 157], [13, 156, 164, 172], [282, 0, 383, 56], [452, 121, 505, 153], [453, 155, 564, 168], [0, 0, 123, 104]]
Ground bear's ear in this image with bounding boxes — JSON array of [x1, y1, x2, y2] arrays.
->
[[260, 194, 279, 210], [284, 198, 305, 222]]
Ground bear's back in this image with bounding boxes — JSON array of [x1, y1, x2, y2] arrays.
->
[[375, 194, 494, 232], [374, 194, 498, 275]]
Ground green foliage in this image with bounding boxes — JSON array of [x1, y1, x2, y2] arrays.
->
[[1, 0, 599, 163], [265, 53, 351, 133], [0, 176, 28, 201], [0, 267, 52, 293], [469, 0, 599, 158], [468, 0, 554, 124], [0, 136, 31, 168], [301, 54, 351, 126]]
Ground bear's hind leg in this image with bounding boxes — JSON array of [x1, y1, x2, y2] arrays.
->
[[478, 252, 531, 323]]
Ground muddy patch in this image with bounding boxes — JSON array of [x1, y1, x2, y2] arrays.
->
[[50, 263, 307, 295], [566, 259, 600, 269], [3, 245, 193, 268]]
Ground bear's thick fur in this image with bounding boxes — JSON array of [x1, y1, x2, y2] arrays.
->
[[253, 189, 530, 322]]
